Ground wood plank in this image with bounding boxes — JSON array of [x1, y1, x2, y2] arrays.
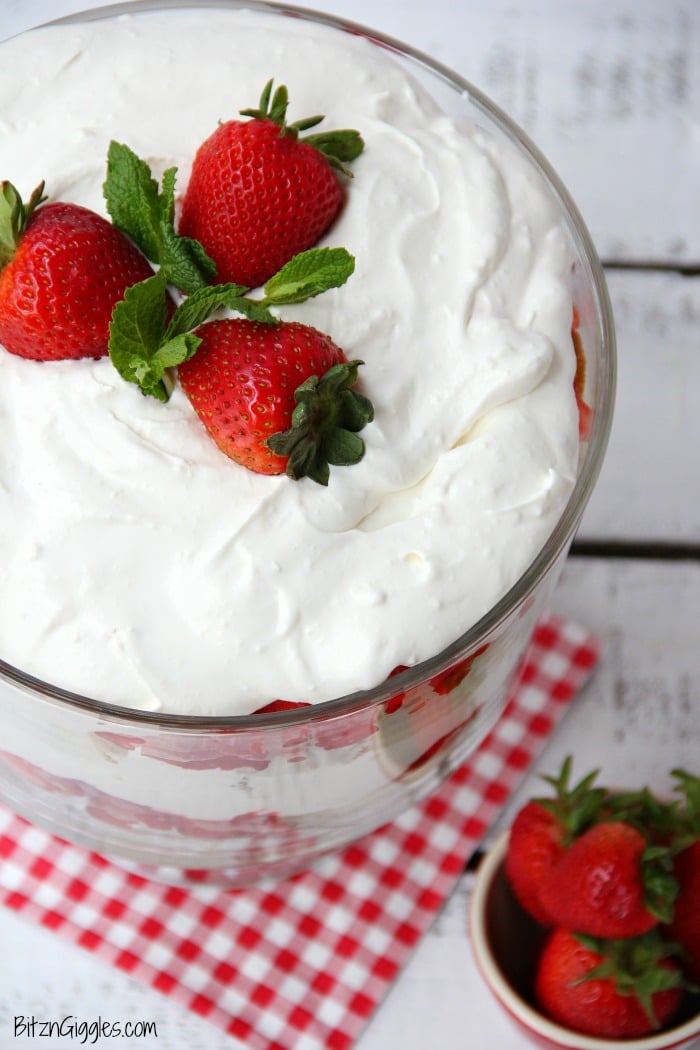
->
[[326, 0, 700, 263], [577, 269, 700, 543], [503, 554, 700, 812], [2, 0, 699, 261]]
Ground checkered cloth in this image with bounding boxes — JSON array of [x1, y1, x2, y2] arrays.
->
[[0, 615, 601, 1050]]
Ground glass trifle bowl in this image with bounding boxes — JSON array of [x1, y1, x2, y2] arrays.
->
[[0, 0, 615, 886]]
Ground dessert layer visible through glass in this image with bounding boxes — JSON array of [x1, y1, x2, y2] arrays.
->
[[0, 1, 615, 884]]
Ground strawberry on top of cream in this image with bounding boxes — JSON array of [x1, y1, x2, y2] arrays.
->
[[0, 9, 579, 715]]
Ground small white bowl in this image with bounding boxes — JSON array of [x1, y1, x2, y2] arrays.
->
[[469, 832, 700, 1050]]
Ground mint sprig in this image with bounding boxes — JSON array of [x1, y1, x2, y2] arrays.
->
[[104, 141, 216, 295], [259, 246, 355, 307], [108, 247, 356, 400], [108, 273, 189, 402]]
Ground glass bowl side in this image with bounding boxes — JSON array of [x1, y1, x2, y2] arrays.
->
[[0, 0, 615, 882]]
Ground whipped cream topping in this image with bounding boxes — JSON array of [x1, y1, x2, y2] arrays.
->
[[0, 9, 579, 715]]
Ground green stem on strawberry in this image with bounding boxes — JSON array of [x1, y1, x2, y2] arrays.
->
[[108, 246, 356, 402], [103, 141, 217, 295], [607, 785, 684, 845], [640, 844, 679, 923], [669, 768, 700, 848], [0, 180, 46, 269], [240, 79, 365, 176], [267, 361, 374, 485], [572, 930, 694, 1029], [535, 755, 609, 845]]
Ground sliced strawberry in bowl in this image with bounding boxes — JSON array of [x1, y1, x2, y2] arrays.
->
[[571, 307, 593, 440]]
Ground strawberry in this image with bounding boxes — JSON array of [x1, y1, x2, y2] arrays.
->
[[666, 770, 700, 983], [534, 928, 685, 1037], [571, 308, 593, 440], [505, 757, 608, 925], [668, 839, 700, 983], [539, 820, 677, 939], [179, 317, 372, 483], [384, 665, 412, 715], [254, 700, 310, 714], [179, 80, 364, 289], [429, 643, 489, 696], [107, 245, 373, 483], [507, 802, 567, 926], [0, 180, 154, 361]]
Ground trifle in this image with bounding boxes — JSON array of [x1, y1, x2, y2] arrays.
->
[[0, 2, 614, 883]]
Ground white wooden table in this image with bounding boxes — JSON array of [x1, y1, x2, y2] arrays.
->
[[1, 1, 698, 1047]]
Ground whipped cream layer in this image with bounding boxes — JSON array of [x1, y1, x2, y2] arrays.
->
[[0, 8, 579, 715]]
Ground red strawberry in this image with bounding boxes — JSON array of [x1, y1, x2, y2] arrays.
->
[[507, 802, 568, 925], [665, 771, 700, 983], [505, 758, 607, 925], [0, 181, 154, 361], [534, 928, 684, 1037], [178, 317, 373, 484], [540, 820, 676, 939], [429, 643, 489, 696], [254, 700, 310, 714], [384, 665, 412, 715], [668, 838, 700, 983], [179, 80, 364, 289], [571, 310, 593, 440]]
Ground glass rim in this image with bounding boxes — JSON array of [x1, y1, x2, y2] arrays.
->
[[0, 0, 616, 731]]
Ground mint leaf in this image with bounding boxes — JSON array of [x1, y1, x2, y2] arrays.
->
[[153, 332, 201, 370], [104, 141, 164, 263], [262, 247, 354, 307], [158, 222, 217, 296], [110, 272, 168, 357], [227, 297, 277, 324], [109, 272, 179, 401], [103, 141, 216, 295], [160, 166, 177, 221], [166, 283, 261, 338]]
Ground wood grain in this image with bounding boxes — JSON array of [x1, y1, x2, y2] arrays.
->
[[578, 269, 700, 544], [2, 0, 697, 262]]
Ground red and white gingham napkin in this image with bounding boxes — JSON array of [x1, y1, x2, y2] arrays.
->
[[0, 615, 601, 1050]]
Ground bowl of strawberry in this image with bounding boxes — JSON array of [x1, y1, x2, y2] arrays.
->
[[469, 760, 700, 1049]]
